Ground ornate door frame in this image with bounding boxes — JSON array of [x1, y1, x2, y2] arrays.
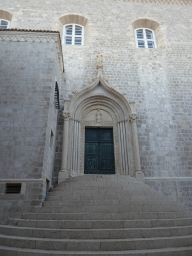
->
[[58, 76, 144, 183]]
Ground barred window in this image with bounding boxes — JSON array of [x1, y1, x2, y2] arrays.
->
[[63, 24, 84, 45], [135, 28, 156, 48]]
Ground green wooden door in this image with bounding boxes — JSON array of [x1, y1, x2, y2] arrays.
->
[[84, 128, 115, 174]]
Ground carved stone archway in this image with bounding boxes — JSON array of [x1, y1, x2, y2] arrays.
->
[[58, 75, 144, 184]]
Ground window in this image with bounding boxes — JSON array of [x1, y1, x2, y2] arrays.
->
[[5, 183, 21, 194], [63, 24, 84, 45], [0, 19, 9, 29], [135, 28, 156, 48], [54, 82, 60, 109]]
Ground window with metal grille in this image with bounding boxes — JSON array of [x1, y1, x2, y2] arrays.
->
[[135, 28, 156, 48], [54, 82, 60, 109], [5, 183, 21, 194], [63, 24, 84, 45], [0, 19, 9, 29]]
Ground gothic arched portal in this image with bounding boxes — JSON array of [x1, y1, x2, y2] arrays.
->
[[58, 75, 144, 184]]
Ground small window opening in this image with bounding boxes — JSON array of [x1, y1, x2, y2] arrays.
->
[[54, 82, 60, 109], [5, 183, 21, 194], [50, 130, 54, 148]]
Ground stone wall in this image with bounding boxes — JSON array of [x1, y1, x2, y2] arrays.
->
[[0, 0, 192, 208], [0, 31, 63, 222]]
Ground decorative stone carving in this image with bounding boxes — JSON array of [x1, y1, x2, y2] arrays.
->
[[129, 113, 138, 123], [60, 54, 142, 181], [92, 76, 97, 81], [96, 52, 103, 75], [72, 90, 78, 95], [63, 112, 70, 121], [96, 109, 102, 123], [85, 109, 113, 122]]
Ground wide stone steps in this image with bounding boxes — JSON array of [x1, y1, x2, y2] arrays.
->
[[23, 209, 191, 219], [1, 175, 192, 255], [1, 233, 192, 251], [43, 198, 178, 206], [8, 218, 192, 229], [25, 206, 186, 214], [1, 245, 192, 256], [21, 212, 192, 223], [1, 224, 192, 239], [42, 202, 180, 212]]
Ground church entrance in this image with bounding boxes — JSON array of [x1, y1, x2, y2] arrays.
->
[[84, 128, 115, 174]]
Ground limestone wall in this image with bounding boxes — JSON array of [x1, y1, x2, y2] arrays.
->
[[0, 31, 63, 218]]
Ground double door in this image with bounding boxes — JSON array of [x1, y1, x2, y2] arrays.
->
[[84, 128, 115, 174]]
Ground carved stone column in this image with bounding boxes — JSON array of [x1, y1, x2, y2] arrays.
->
[[58, 111, 70, 184], [129, 113, 145, 182]]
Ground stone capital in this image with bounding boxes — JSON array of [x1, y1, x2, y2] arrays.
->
[[129, 113, 138, 123], [63, 112, 70, 121]]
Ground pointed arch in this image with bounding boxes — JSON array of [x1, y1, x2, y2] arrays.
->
[[69, 77, 133, 121], [57, 76, 142, 184]]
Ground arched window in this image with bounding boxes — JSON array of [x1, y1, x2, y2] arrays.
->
[[0, 19, 10, 29], [135, 28, 156, 48], [132, 19, 164, 49], [63, 24, 84, 45], [0, 10, 12, 28], [59, 14, 88, 45]]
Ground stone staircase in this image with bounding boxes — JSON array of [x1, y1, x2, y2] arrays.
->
[[0, 174, 192, 255]]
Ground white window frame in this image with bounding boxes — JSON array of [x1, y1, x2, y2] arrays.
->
[[0, 19, 10, 29], [63, 24, 84, 45], [135, 28, 157, 49]]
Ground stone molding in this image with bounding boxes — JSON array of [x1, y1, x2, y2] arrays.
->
[[0, 30, 64, 73], [132, 19, 160, 31], [145, 177, 192, 180], [108, 0, 191, 5], [0, 9, 13, 21], [63, 112, 70, 121], [0, 179, 46, 183], [58, 72, 142, 181], [59, 13, 89, 27], [129, 113, 138, 123]]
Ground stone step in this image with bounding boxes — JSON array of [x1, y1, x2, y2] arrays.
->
[[51, 186, 161, 193], [57, 175, 142, 182], [1, 225, 192, 239], [42, 200, 180, 210], [54, 184, 152, 189], [45, 195, 173, 204], [26, 204, 182, 214], [42, 202, 181, 213], [49, 191, 165, 200], [2, 175, 192, 255], [25, 205, 192, 217], [0, 233, 192, 251], [8, 218, 192, 229], [21, 212, 192, 224], [1, 245, 192, 256]]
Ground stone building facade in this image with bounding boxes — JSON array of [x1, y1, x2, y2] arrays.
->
[[0, 0, 192, 221]]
